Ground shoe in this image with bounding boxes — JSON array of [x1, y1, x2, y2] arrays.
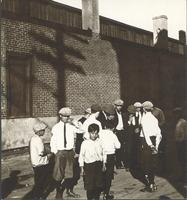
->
[[125, 167, 129, 171], [108, 194, 114, 199], [140, 187, 148, 192], [149, 183, 157, 192], [152, 183, 157, 191], [67, 191, 80, 198], [103, 194, 114, 200], [140, 186, 152, 192]]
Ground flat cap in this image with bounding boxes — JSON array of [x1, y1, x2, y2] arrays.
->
[[127, 105, 136, 114], [59, 107, 72, 116], [142, 101, 153, 110], [103, 104, 115, 115], [33, 121, 47, 133], [91, 104, 101, 112], [114, 99, 124, 106], [173, 107, 182, 113], [134, 102, 142, 108]]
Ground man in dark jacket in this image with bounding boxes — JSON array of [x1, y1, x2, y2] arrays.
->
[[113, 99, 129, 169], [97, 104, 117, 130]]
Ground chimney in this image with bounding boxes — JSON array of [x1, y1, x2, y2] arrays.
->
[[152, 15, 168, 49], [82, 0, 100, 36], [179, 30, 186, 44]]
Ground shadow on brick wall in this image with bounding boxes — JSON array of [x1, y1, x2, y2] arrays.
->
[[108, 35, 186, 197], [29, 27, 87, 111]]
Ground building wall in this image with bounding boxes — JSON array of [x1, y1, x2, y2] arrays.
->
[[1, 18, 121, 149], [1, 17, 185, 150]]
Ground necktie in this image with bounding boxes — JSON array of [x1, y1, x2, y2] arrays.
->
[[64, 123, 67, 148]]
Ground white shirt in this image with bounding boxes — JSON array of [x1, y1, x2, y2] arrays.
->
[[82, 113, 102, 140], [99, 129, 121, 155], [50, 121, 77, 154], [79, 138, 105, 167], [140, 112, 162, 150], [30, 135, 48, 167], [116, 111, 124, 130], [135, 111, 142, 125]]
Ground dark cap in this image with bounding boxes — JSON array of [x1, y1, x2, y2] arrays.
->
[[103, 104, 115, 115], [91, 104, 101, 113], [127, 105, 136, 114]]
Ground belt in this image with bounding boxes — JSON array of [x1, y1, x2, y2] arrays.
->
[[58, 149, 73, 152]]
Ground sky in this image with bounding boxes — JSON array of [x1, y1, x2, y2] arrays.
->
[[53, 0, 186, 40]]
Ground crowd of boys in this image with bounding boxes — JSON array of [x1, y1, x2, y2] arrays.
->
[[30, 99, 167, 200]]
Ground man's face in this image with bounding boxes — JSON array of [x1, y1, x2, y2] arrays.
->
[[60, 115, 70, 123], [37, 129, 45, 137], [135, 107, 141, 112], [116, 105, 123, 111], [89, 131, 99, 141], [106, 114, 115, 120]]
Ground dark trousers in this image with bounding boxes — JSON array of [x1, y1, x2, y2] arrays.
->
[[53, 150, 74, 182], [83, 161, 103, 200], [65, 157, 81, 190], [87, 188, 102, 200], [139, 137, 158, 185], [128, 129, 140, 170], [176, 140, 187, 183], [33, 164, 50, 198], [115, 130, 127, 168], [103, 154, 115, 195]]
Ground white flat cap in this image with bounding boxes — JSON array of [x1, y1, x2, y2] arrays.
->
[[114, 99, 124, 106], [134, 102, 142, 107], [59, 107, 72, 116], [33, 121, 47, 133], [142, 101, 153, 109]]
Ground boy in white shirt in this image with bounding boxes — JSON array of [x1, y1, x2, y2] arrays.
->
[[29, 120, 52, 199], [79, 123, 106, 200]]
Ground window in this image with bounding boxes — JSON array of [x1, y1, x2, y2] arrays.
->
[[7, 53, 32, 117]]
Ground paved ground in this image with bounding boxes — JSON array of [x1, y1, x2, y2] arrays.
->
[[1, 152, 186, 200]]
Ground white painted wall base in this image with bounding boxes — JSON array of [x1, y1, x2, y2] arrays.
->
[[2, 115, 82, 150]]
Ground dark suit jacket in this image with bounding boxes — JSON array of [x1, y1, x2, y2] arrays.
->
[[114, 110, 128, 132], [97, 111, 118, 129], [152, 107, 165, 127]]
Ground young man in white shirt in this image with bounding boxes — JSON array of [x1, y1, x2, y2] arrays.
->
[[82, 104, 102, 140], [79, 123, 106, 200], [139, 101, 162, 192], [50, 107, 78, 199], [29, 120, 51, 199]]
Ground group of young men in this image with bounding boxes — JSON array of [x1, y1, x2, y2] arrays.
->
[[29, 99, 164, 200]]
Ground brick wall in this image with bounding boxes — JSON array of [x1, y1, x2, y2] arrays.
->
[[1, 18, 121, 118], [1, 18, 185, 118]]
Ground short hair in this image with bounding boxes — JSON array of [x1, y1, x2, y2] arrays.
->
[[88, 123, 100, 133], [105, 120, 116, 129]]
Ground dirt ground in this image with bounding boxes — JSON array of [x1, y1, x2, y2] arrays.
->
[[1, 151, 186, 200]]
